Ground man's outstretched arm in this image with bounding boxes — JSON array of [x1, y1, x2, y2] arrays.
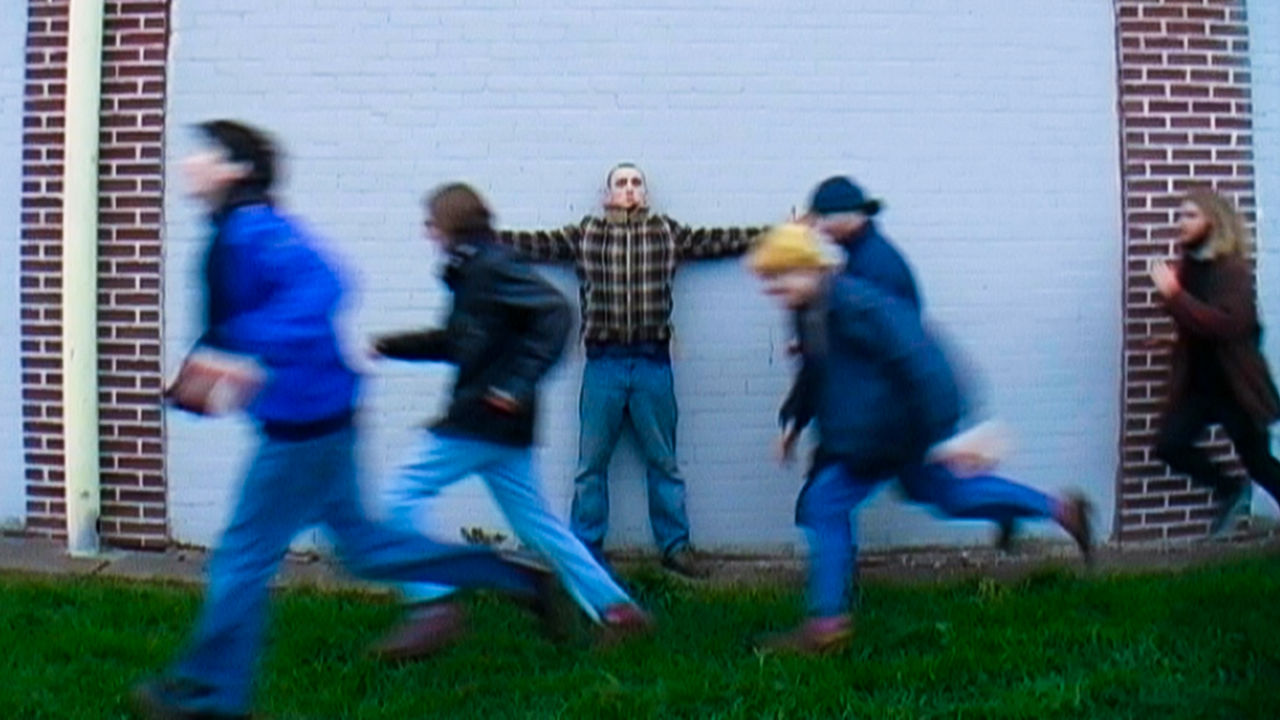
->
[[670, 217, 766, 260], [496, 221, 583, 263]]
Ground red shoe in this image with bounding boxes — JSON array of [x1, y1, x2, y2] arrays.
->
[[599, 603, 655, 646], [758, 616, 852, 655], [369, 602, 467, 662]]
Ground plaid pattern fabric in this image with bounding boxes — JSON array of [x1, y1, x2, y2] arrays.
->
[[500, 208, 762, 345]]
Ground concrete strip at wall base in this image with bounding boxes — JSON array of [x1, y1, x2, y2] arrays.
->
[[163, 0, 1122, 552]]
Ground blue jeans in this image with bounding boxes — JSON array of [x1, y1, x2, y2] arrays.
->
[[170, 426, 541, 716], [570, 354, 690, 556], [797, 462, 1056, 618], [387, 432, 632, 622]]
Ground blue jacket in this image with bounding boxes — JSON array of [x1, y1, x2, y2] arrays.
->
[[840, 222, 921, 313], [200, 192, 358, 434], [781, 223, 925, 422], [785, 275, 962, 479]]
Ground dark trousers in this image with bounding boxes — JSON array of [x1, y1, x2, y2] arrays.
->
[[1156, 393, 1280, 503]]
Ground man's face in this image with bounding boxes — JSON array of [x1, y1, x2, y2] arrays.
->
[[180, 144, 247, 208], [422, 214, 449, 249], [762, 270, 824, 311], [606, 166, 648, 210], [811, 212, 868, 243]]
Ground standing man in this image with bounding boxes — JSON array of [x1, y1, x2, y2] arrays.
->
[[500, 163, 763, 578]]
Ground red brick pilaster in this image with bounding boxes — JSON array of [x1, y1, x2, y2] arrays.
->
[[22, 0, 170, 549], [1116, 0, 1256, 542]]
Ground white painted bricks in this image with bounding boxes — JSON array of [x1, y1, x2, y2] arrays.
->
[[163, 0, 1122, 551]]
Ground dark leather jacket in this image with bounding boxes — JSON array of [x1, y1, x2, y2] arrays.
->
[[375, 234, 572, 447]]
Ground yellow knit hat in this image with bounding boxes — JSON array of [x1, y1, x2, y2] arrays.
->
[[746, 223, 842, 275]]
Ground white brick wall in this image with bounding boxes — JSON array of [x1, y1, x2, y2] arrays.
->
[[164, 0, 1122, 551], [1253, 0, 1280, 518], [0, 6, 28, 529]]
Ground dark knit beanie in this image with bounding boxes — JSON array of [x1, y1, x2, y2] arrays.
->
[[808, 176, 882, 217]]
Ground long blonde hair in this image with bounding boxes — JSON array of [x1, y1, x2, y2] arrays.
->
[[1186, 187, 1251, 259]]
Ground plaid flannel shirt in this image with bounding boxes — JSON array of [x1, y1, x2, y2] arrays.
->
[[499, 208, 763, 345]]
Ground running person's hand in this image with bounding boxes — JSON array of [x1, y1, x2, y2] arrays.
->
[[777, 425, 800, 466], [1150, 260, 1181, 299], [484, 389, 520, 414]]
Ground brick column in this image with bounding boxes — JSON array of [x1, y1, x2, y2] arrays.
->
[[1116, 0, 1256, 542], [22, 0, 170, 549]]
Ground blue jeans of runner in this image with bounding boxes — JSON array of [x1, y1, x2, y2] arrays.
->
[[170, 426, 540, 716], [386, 432, 633, 622], [797, 462, 1056, 617]]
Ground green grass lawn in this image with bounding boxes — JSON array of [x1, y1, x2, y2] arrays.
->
[[3, 555, 1280, 719]]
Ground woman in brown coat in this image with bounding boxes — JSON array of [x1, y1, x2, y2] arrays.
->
[[1151, 187, 1280, 534]]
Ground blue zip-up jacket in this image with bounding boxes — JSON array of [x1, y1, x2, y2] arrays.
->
[[789, 275, 962, 480], [780, 222, 925, 433], [842, 222, 990, 423], [840, 221, 921, 312], [200, 191, 358, 436]]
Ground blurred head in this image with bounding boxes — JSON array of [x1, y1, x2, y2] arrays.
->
[[760, 269, 828, 310], [746, 223, 842, 310], [605, 163, 648, 210], [1178, 187, 1249, 259], [809, 212, 869, 243], [182, 120, 277, 209], [806, 176, 881, 242], [423, 183, 494, 247]]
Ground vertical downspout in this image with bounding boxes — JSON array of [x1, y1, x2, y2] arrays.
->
[[62, 0, 106, 556]]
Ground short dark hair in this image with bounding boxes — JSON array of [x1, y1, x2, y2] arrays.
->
[[606, 162, 644, 187], [426, 183, 493, 237], [196, 119, 277, 192]]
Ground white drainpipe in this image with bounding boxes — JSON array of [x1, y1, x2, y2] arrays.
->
[[61, 0, 107, 556]]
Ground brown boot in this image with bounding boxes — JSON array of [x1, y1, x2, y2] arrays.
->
[[1057, 492, 1094, 565], [661, 547, 710, 580], [758, 616, 853, 655], [130, 678, 255, 719], [369, 602, 467, 662], [523, 568, 581, 645]]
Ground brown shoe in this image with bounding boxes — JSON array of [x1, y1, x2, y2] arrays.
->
[[758, 616, 852, 655], [661, 547, 709, 580], [495, 549, 587, 644], [995, 518, 1017, 553], [369, 602, 466, 662], [1057, 492, 1094, 565], [130, 678, 255, 719], [524, 568, 582, 645], [599, 603, 656, 646]]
